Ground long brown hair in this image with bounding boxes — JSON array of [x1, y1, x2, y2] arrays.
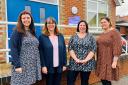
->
[[16, 10, 35, 36], [43, 17, 59, 36]]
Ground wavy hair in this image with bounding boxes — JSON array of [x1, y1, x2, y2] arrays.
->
[[16, 10, 35, 36]]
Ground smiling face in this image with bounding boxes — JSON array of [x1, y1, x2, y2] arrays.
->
[[21, 14, 31, 28], [100, 18, 111, 31], [79, 22, 87, 33], [77, 20, 88, 33], [47, 20, 56, 32], [43, 17, 59, 36]]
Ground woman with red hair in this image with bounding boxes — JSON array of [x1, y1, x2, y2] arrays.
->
[[10, 10, 42, 85]]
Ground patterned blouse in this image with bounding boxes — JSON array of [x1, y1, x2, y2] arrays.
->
[[68, 33, 97, 72]]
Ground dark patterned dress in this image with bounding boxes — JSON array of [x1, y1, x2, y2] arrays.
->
[[11, 31, 42, 85], [68, 33, 96, 72]]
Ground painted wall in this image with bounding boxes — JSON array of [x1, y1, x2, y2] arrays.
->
[[7, 0, 58, 37]]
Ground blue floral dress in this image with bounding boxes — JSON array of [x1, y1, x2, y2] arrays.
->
[[11, 31, 42, 85], [68, 33, 96, 72]]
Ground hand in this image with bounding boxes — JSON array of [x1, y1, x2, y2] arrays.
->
[[15, 68, 22, 73], [112, 61, 117, 69], [75, 58, 81, 64], [62, 66, 67, 71], [42, 67, 48, 74], [81, 60, 88, 65]]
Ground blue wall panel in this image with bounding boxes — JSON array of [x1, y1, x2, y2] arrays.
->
[[7, 0, 58, 53], [7, 0, 58, 37], [7, 0, 58, 23]]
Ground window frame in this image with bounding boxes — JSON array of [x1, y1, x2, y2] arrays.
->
[[87, 0, 109, 28], [29, 0, 58, 5]]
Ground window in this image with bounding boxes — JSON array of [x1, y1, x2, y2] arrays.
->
[[88, 12, 97, 27], [40, 8, 45, 23], [25, 6, 31, 12], [98, 1, 107, 26], [87, 0, 108, 27]]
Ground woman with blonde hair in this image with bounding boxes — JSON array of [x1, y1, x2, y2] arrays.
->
[[96, 17, 122, 85]]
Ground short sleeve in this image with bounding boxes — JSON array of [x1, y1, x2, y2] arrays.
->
[[89, 35, 97, 53], [68, 36, 74, 51]]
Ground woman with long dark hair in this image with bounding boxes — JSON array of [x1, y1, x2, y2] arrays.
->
[[10, 10, 42, 85]]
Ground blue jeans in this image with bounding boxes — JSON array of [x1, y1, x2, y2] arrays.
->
[[67, 70, 91, 85]]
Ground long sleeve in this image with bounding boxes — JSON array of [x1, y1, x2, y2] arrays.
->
[[39, 35, 45, 67], [61, 35, 67, 66], [112, 30, 122, 56], [10, 30, 21, 68]]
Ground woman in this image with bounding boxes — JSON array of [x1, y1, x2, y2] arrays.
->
[[96, 17, 122, 85], [10, 10, 42, 85], [67, 20, 96, 85], [39, 17, 67, 85]]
